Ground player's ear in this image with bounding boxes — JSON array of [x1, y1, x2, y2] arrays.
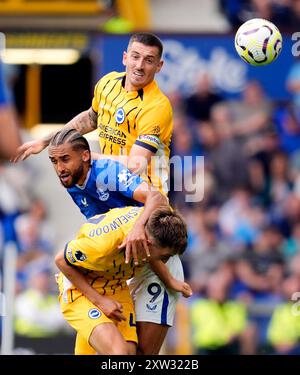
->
[[82, 150, 90, 162], [122, 51, 127, 66], [156, 60, 163, 73]]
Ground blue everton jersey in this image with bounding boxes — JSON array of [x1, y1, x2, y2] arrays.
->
[[0, 63, 9, 106], [67, 159, 143, 219]]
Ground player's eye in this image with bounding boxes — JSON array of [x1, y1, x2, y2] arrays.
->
[[161, 255, 170, 263]]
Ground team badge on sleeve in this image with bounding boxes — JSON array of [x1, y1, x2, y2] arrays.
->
[[152, 126, 161, 136], [75, 250, 87, 262]]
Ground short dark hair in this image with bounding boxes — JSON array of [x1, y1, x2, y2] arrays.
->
[[49, 128, 90, 154], [146, 207, 188, 255], [128, 32, 163, 58]]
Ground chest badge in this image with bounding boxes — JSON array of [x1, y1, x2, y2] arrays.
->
[[115, 108, 125, 125], [97, 188, 109, 201]]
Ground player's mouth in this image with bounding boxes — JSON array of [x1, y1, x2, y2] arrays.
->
[[59, 174, 72, 185], [133, 71, 144, 78]]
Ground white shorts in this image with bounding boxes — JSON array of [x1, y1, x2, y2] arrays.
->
[[128, 255, 183, 327]]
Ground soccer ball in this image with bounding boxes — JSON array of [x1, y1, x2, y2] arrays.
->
[[234, 18, 282, 66]]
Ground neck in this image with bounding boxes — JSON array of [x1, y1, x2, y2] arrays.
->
[[77, 163, 90, 186], [124, 79, 140, 92]]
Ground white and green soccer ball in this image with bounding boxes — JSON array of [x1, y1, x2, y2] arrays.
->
[[235, 18, 282, 66]]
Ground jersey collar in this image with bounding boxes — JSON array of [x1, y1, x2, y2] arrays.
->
[[75, 164, 92, 190], [121, 73, 157, 100]]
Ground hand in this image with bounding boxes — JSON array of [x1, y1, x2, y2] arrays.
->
[[12, 139, 47, 162], [92, 295, 126, 322], [118, 224, 150, 266], [180, 282, 193, 298], [168, 278, 193, 298]]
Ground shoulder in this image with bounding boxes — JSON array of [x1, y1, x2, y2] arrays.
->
[[144, 82, 172, 113], [137, 95, 172, 130], [102, 71, 125, 83], [141, 98, 172, 117], [94, 158, 131, 187], [94, 157, 124, 172], [94, 158, 110, 169], [95, 71, 125, 91], [146, 81, 171, 102]]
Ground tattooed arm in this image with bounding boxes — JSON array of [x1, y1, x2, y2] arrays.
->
[[13, 107, 98, 162], [64, 107, 98, 135]]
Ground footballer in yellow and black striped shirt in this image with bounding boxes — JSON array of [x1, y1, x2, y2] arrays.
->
[[57, 206, 142, 354], [92, 37, 173, 193], [14, 34, 172, 195], [56, 205, 188, 355]]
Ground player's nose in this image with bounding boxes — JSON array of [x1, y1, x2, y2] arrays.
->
[[135, 58, 144, 69], [56, 161, 65, 173]]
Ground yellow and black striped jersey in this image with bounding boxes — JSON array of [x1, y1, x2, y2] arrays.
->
[[58, 206, 144, 302], [92, 71, 173, 193]]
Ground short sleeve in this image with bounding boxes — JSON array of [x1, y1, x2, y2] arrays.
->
[[91, 79, 102, 113], [64, 236, 108, 271], [135, 103, 172, 153]]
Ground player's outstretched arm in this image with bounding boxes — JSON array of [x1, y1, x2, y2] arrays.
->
[[12, 107, 97, 162], [149, 259, 193, 298], [55, 250, 126, 321]]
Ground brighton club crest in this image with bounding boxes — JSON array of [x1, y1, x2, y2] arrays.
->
[[115, 108, 125, 125]]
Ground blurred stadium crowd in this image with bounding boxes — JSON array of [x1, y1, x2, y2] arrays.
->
[[220, 0, 300, 30], [0, 0, 300, 355], [169, 71, 300, 355]]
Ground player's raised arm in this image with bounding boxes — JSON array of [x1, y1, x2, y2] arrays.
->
[[149, 258, 193, 298], [12, 107, 97, 162], [127, 143, 154, 174]]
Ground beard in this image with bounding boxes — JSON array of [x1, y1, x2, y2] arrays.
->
[[59, 164, 84, 188]]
